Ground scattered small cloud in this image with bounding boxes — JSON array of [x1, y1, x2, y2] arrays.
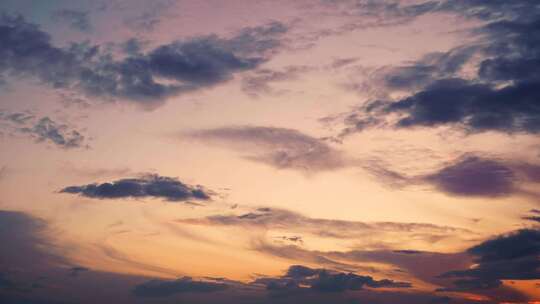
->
[[0, 111, 88, 149]]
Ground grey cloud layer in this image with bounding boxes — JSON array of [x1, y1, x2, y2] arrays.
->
[[0, 15, 287, 108], [61, 174, 211, 202]]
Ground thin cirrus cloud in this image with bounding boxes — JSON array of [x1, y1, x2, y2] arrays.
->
[[186, 126, 347, 172], [0, 111, 87, 149], [0, 15, 288, 109], [326, 0, 540, 137], [178, 206, 473, 247], [60, 174, 212, 202]]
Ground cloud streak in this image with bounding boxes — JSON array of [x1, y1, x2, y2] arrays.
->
[[187, 126, 346, 172], [178, 207, 473, 248]]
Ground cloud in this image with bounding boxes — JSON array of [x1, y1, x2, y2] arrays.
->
[[132, 276, 229, 297], [364, 46, 478, 95], [0, 210, 491, 304], [328, 57, 360, 69], [523, 209, 540, 223], [69, 266, 89, 277], [178, 207, 473, 247], [253, 264, 410, 294], [60, 174, 212, 202], [0, 111, 88, 149], [0, 15, 287, 108], [423, 156, 516, 198], [0, 210, 63, 271], [21, 117, 87, 149], [249, 236, 534, 302], [328, 1, 540, 136], [364, 154, 540, 198], [122, 1, 174, 32], [52, 9, 92, 32], [241, 65, 313, 97], [317, 0, 440, 28], [439, 228, 540, 295], [187, 126, 346, 172], [250, 238, 473, 287], [0, 166, 7, 180]]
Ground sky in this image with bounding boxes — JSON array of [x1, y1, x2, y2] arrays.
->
[[0, 0, 539, 303]]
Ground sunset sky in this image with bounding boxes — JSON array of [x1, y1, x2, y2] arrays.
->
[[1, 1, 540, 303]]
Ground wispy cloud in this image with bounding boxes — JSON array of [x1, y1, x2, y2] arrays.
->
[[186, 126, 347, 172], [178, 206, 474, 248]]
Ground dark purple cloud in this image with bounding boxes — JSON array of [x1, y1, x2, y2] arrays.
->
[[254, 264, 411, 294], [52, 9, 92, 32], [364, 154, 540, 198], [328, 1, 540, 136], [439, 228, 540, 297], [423, 156, 516, 197], [61, 174, 211, 202]]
